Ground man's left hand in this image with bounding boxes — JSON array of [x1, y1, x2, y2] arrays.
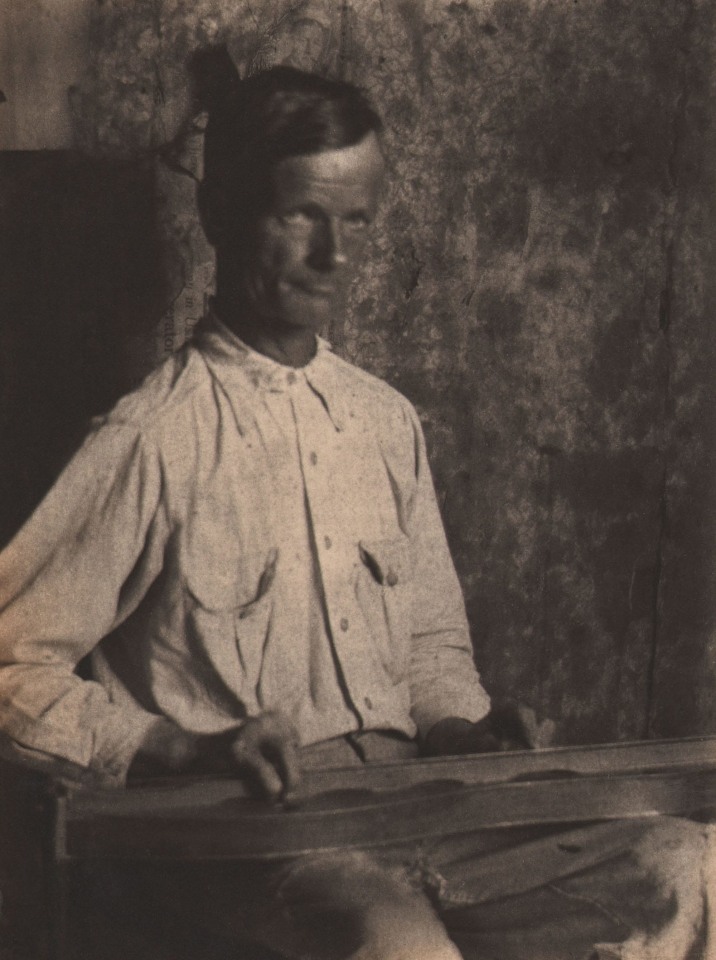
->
[[423, 704, 555, 756]]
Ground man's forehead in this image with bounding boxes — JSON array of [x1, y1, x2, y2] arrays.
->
[[273, 132, 385, 190]]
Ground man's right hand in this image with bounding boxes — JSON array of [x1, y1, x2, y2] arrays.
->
[[227, 712, 300, 803], [129, 712, 301, 803]]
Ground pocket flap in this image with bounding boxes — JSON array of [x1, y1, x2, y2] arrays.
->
[[359, 538, 411, 587], [184, 547, 278, 611]]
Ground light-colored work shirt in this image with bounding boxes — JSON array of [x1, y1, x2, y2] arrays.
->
[[0, 313, 490, 784]]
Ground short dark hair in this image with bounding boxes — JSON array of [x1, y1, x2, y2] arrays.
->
[[202, 66, 383, 218]]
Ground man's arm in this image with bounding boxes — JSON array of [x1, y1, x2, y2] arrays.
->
[[422, 705, 556, 756], [0, 407, 301, 796], [399, 405, 492, 739], [0, 423, 169, 786], [398, 405, 555, 757]]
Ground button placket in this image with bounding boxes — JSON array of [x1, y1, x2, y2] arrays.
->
[[291, 384, 377, 722]]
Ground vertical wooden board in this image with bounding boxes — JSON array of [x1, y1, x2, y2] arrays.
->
[[648, 0, 716, 738], [0, 154, 163, 546], [0, 0, 92, 150], [0, 762, 52, 959]]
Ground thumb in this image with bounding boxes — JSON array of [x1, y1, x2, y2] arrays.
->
[[515, 706, 556, 749]]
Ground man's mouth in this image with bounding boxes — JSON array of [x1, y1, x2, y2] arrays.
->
[[291, 281, 337, 298]]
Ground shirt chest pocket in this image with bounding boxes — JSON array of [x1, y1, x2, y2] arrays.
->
[[182, 547, 277, 693], [355, 537, 413, 681]]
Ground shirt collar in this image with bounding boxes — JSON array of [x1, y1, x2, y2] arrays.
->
[[195, 306, 347, 431]]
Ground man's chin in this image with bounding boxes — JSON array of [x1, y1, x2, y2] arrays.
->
[[276, 294, 340, 333]]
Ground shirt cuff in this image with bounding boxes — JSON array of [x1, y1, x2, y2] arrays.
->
[[89, 710, 167, 787]]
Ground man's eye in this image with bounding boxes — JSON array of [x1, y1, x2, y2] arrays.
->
[[280, 210, 315, 227], [344, 214, 370, 230]]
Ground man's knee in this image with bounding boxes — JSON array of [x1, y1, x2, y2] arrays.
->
[[271, 851, 463, 960], [356, 871, 462, 960], [631, 816, 707, 892]]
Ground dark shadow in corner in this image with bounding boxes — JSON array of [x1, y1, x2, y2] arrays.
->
[[0, 153, 167, 548]]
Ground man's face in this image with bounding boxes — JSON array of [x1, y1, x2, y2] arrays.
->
[[234, 131, 384, 336]]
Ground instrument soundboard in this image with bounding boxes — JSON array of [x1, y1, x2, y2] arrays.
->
[[57, 736, 716, 861]]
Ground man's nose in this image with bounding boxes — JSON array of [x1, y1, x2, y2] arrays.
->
[[309, 218, 348, 271]]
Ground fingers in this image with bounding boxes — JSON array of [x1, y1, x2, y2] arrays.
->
[[490, 702, 556, 750], [238, 746, 285, 801], [508, 705, 556, 749], [504, 704, 537, 749], [268, 732, 301, 798], [531, 715, 557, 749], [230, 713, 301, 803]]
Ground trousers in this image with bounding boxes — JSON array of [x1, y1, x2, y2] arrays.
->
[[73, 733, 715, 960]]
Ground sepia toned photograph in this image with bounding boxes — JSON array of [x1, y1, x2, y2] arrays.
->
[[0, 1, 715, 958]]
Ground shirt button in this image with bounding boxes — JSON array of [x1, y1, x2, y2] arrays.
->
[[287, 371, 297, 385], [340, 618, 349, 632], [310, 451, 318, 466], [386, 570, 399, 587], [364, 697, 373, 710], [324, 535, 332, 549]]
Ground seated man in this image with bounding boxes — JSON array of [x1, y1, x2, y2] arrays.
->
[[0, 66, 710, 960]]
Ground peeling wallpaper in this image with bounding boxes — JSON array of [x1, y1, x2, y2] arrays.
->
[[2, 0, 714, 742]]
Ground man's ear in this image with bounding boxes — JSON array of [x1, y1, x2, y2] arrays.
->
[[197, 179, 228, 247]]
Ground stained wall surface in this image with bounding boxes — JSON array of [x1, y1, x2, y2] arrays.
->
[[1, 0, 714, 744]]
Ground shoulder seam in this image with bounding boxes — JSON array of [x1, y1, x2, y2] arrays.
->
[[100, 347, 206, 433], [328, 352, 414, 406]]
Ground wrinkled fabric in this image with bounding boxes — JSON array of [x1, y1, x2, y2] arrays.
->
[[0, 312, 489, 784], [263, 817, 712, 960]]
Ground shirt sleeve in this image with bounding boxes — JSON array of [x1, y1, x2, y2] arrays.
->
[[0, 421, 169, 785], [403, 406, 492, 738]]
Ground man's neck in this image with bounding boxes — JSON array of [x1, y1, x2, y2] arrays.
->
[[214, 296, 318, 369]]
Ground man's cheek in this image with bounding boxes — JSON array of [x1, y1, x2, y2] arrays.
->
[[264, 243, 293, 282]]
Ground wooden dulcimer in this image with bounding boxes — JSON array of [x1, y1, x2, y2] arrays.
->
[[57, 736, 716, 862]]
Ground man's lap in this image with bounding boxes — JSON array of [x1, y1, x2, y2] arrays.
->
[[72, 736, 715, 959], [75, 815, 709, 960]]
